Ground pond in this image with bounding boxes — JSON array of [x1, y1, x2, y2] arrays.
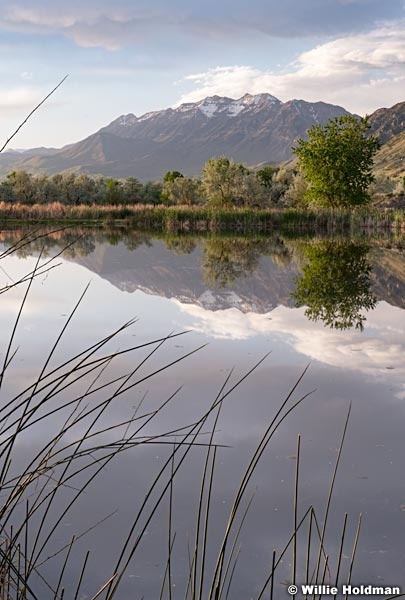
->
[[0, 228, 404, 599]]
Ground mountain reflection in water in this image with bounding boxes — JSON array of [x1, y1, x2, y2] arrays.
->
[[0, 227, 405, 598]]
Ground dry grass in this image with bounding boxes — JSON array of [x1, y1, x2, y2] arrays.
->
[[1, 203, 405, 234]]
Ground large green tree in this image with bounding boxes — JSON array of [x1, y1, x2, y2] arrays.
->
[[293, 115, 380, 207]]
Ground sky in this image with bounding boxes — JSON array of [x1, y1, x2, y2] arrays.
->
[[0, 0, 404, 149]]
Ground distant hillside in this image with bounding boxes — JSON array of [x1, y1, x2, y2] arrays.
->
[[373, 131, 405, 179], [364, 101, 405, 181], [368, 101, 405, 143], [0, 93, 352, 180]]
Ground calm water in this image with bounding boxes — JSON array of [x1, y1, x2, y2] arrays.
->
[[1, 229, 405, 599]]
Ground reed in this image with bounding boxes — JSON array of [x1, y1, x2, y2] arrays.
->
[[0, 229, 381, 599], [1, 202, 405, 234]]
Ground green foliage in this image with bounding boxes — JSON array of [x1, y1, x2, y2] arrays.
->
[[105, 178, 123, 205], [201, 157, 248, 207], [292, 240, 377, 330], [6, 171, 36, 204], [162, 176, 202, 206], [0, 170, 163, 207], [283, 172, 308, 207], [256, 165, 278, 188], [122, 176, 143, 203], [202, 157, 270, 208], [139, 181, 163, 205], [163, 170, 184, 183], [293, 116, 381, 208]]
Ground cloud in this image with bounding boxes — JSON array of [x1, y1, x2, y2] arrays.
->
[[176, 21, 405, 114], [0, 86, 44, 112], [0, 3, 164, 49], [20, 71, 33, 80], [224, 0, 403, 38], [0, 0, 403, 50], [4, 5, 76, 28]]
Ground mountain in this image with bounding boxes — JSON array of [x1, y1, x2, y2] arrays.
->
[[368, 101, 405, 179], [373, 130, 405, 179], [0, 93, 352, 180], [368, 101, 405, 143]]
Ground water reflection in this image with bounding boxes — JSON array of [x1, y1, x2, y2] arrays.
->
[[1, 227, 405, 319], [292, 240, 377, 330], [0, 227, 405, 597], [202, 237, 291, 288]]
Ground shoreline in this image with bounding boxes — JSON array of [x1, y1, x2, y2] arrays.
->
[[0, 203, 404, 234]]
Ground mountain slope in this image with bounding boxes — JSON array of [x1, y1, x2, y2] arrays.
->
[[373, 130, 405, 179], [0, 93, 352, 180], [367, 101, 405, 179], [368, 101, 405, 143]]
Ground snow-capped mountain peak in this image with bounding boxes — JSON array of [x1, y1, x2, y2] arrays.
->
[[109, 94, 283, 130], [177, 93, 282, 119]]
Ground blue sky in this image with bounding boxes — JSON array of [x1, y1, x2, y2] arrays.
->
[[1, 0, 404, 148]]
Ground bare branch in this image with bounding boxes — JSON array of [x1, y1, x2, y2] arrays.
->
[[0, 75, 69, 153]]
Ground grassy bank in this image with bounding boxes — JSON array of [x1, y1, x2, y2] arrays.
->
[[0, 201, 405, 233]]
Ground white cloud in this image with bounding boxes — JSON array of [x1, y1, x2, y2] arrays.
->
[[20, 71, 33, 80], [177, 21, 405, 114], [0, 4, 168, 50], [3, 5, 76, 28], [0, 86, 44, 112], [176, 66, 268, 105], [2, 1, 402, 53]]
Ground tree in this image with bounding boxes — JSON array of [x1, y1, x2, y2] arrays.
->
[[162, 176, 202, 206], [256, 165, 278, 188], [163, 170, 184, 183], [293, 115, 381, 207], [122, 177, 143, 204], [105, 178, 124, 205], [201, 157, 248, 207], [202, 157, 270, 208], [283, 171, 308, 207], [139, 181, 163, 205], [6, 171, 36, 204]]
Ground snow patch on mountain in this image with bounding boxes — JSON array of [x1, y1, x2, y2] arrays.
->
[[309, 106, 319, 123], [198, 98, 221, 118], [137, 110, 165, 122], [174, 93, 282, 119], [226, 100, 247, 117], [117, 114, 138, 126]]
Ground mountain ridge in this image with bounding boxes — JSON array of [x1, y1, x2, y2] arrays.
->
[[0, 93, 352, 180], [1, 94, 404, 182]]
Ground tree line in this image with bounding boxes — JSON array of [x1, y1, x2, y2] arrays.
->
[[0, 160, 304, 208], [1, 115, 397, 209]]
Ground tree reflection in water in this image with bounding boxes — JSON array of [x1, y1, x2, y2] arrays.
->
[[292, 240, 377, 330], [202, 237, 291, 288]]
